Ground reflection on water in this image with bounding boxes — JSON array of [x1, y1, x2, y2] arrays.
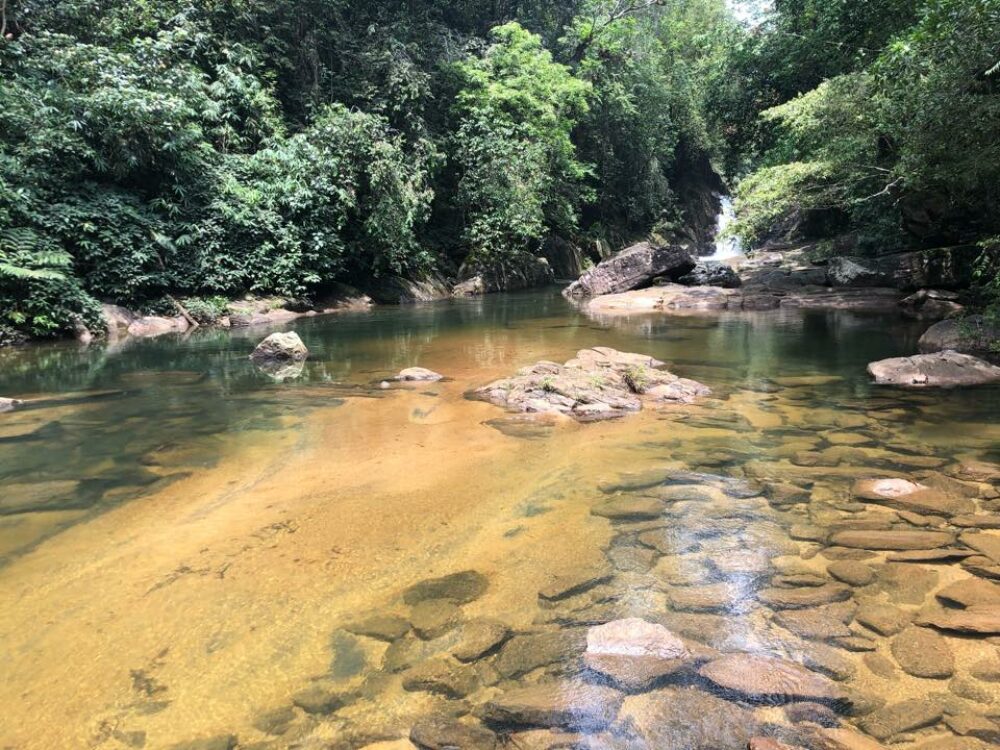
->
[[0, 290, 999, 750]]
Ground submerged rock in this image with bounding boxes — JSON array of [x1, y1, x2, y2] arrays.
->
[[852, 478, 974, 517], [403, 570, 489, 605], [916, 607, 1000, 635], [890, 627, 955, 679], [479, 682, 624, 730], [867, 351, 1000, 388], [562, 241, 695, 298], [828, 530, 956, 550], [410, 716, 497, 750], [471, 347, 709, 422], [860, 699, 943, 740], [614, 686, 760, 750], [583, 618, 691, 691], [697, 653, 848, 704], [249, 332, 309, 363]]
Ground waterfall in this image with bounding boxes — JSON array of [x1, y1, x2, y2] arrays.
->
[[705, 195, 744, 261]]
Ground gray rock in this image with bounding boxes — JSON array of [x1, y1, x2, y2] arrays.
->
[[677, 263, 742, 289], [919, 316, 1000, 360], [563, 241, 695, 298], [868, 351, 1000, 388], [249, 332, 309, 363]]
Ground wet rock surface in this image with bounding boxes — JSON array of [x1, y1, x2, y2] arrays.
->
[[562, 241, 695, 298], [471, 347, 710, 421], [249, 331, 310, 363], [867, 351, 1000, 388]]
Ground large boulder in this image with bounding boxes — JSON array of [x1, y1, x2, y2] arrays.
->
[[563, 242, 695, 298], [827, 247, 982, 291], [249, 332, 309, 363], [677, 262, 742, 289], [453, 258, 555, 297], [867, 351, 1000, 388], [899, 289, 963, 320], [919, 316, 1000, 361], [366, 272, 452, 304]]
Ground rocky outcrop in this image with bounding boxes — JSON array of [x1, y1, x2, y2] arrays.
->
[[542, 236, 588, 280], [676, 262, 742, 289], [249, 332, 309, 363], [900, 289, 963, 319], [827, 247, 982, 291], [101, 304, 190, 339], [366, 272, 452, 304], [919, 316, 1000, 361], [453, 259, 555, 297], [867, 351, 1000, 388], [562, 242, 695, 298], [470, 347, 710, 422]]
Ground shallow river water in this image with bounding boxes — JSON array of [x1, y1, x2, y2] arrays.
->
[[1, 290, 999, 750]]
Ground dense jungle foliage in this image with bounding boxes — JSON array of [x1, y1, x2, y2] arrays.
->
[[1, 0, 998, 340]]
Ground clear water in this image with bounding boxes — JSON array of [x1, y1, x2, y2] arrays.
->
[[0, 290, 998, 749]]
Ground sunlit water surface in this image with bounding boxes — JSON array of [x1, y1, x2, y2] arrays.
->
[[0, 290, 998, 749]]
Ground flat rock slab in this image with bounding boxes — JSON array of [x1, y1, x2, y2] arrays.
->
[[860, 699, 943, 740], [698, 653, 848, 704], [539, 564, 614, 602], [852, 478, 974, 516], [890, 627, 955, 678], [411, 717, 497, 750], [774, 608, 853, 641], [808, 727, 890, 750], [829, 530, 956, 550], [583, 618, 691, 692], [827, 561, 875, 587], [615, 686, 760, 750], [591, 497, 665, 522], [403, 570, 489, 605], [495, 631, 586, 679], [451, 620, 510, 662], [868, 351, 1000, 388], [959, 532, 1000, 563], [936, 578, 1000, 608], [856, 603, 913, 636], [758, 584, 853, 610], [916, 607, 1000, 635], [480, 682, 624, 730]]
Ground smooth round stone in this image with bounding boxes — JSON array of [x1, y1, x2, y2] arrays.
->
[[891, 627, 955, 679], [827, 561, 875, 587]]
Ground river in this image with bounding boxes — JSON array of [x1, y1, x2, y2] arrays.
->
[[0, 290, 998, 749]]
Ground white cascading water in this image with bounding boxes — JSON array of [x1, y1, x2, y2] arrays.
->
[[705, 195, 744, 261]]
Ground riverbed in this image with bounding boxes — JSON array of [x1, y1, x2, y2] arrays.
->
[[1, 290, 998, 749]]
